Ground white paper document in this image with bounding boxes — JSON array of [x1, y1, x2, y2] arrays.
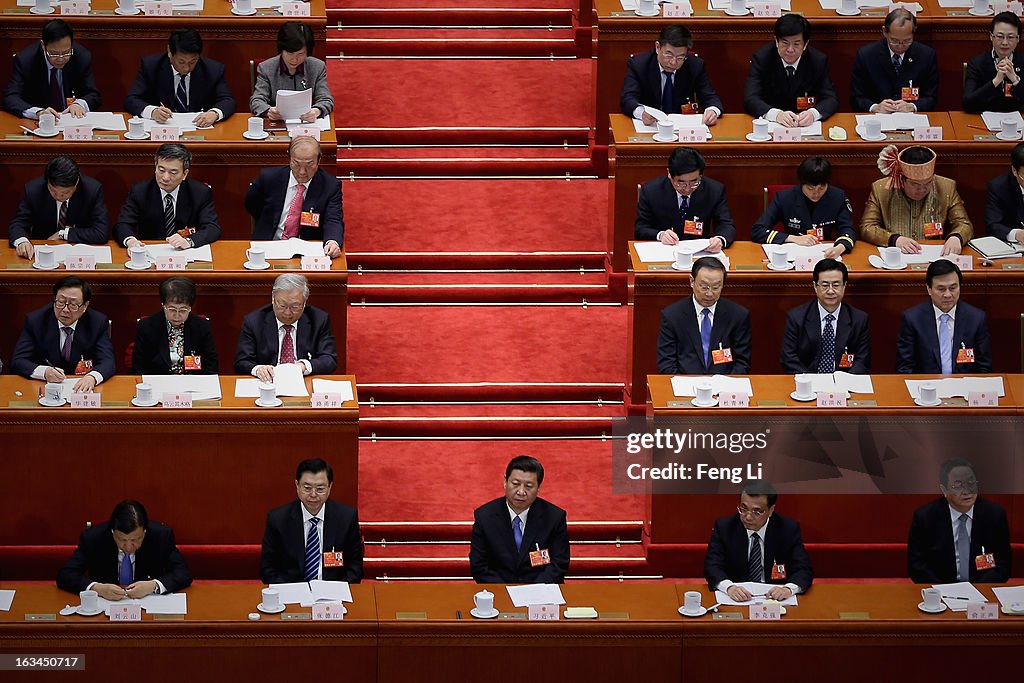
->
[[141, 593, 188, 614], [855, 113, 930, 131], [934, 582, 987, 611], [286, 116, 332, 132], [799, 372, 874, 395], [251, 238, 324, 260], [709, 0, 792, 8], [819, 0, 902, 6], [760, 243, 842, 263], [507, 584, 565, 607], [58, 378, 81, 400], [311, 379, 355, 401], [0, 590, 14, 611], [145, 243, 213, 263], [268, 582, 313, 605], [981, 110, 1024, 131], [51, 244, 113, 264], [270, 580, 352, 605], [670, 375, 755, 397], [235, 367, 308, 398], [277, 89, 313, 121], [904, 376, 1006, 400], [876, 244, 944, 265], [55, 112, 126, 132], [991, 585, 1024, 609], [142, 374, 222, 401], [632, 241, 730, 271], [715, 583, 799, 606], [937, 0, 973, 6]]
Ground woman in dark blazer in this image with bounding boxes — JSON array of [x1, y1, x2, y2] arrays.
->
[[131, 276, 218, 374]]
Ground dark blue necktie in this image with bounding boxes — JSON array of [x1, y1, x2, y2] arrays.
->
[[700, 308, 711, 368], [304, 517, 320, 582], [175, 74, 188, 112], [818, 314, 836, 373], [119, 553, 132, 585], [661, 71, 674, 114], [513, 516, 523, 552]]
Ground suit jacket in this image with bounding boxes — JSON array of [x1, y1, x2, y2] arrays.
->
[[131, 311, 219, 374], [619, 49, 723, 116], [657, 296, 752, 374], [860, 176, 974, 247], [751, 185, 856, 252], [124, 53, 236, 118], [3, 42, 101, 116], [704, 512, 813, 592], [260, 499, 364, 583], [113, 177, 221, 247], [56, 521, 192, 594], [964, 51, 1024, 113], [250, 55, 334, 117], [780, 301, 871, 374], [8, 175, 109, 246], [234, 304, 337, 375], [895, 300, 992, 373], [245, 167, 344, 245], [11, 305, 115, 379], [907, 497, 1011, 583], [849, 39, 938, 112], [984, 170, 1024, 242], [744, 43, 839, 120], [469, 497, 570, 584], [635, 175, 737, 246]]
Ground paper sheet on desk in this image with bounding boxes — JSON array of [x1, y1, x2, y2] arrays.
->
[[937, 0, 972, 6], [671, 375, 754, 397], [768, 121, 821, 137], [934, 582, 987, 611], [709, 0, 792, 8], [55, 112, 126, 132], [992, 585, 1024, 609], [277, 89, 313, 121], [855, 113, 930, 131], [142, 374, 222, 401], [50, 244, 113, 264], [271, 363, 310, 397], [819, 0, 908, 6], [143, 113, 206, 133], [633, 241, 730, 270], [904, 376, 1005, 400], [0, 590, 14, 612], [715, 583, 798, 606], [799, 372, 874, 395], [507, 584, 565, 607], [981, 110, 1024, 131], [876, 244, 944, 264], [58, 378, 82, 400], [251, 238, 324, 260], [760, 243, 842, 262], [172, 0, 205, 9], [141, 594, 188, 614], [270, 580, 353, 605], [312, 379, 355, 402], [286, 116, 332, 132], [145, 243, 213, 263]]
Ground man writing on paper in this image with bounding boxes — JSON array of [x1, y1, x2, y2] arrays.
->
[[780, 259, 871, 375], [860, 145, 972, 255], [908, 458, 1011, 583], [8, 155, 109, 259], [744, 14, 839, 127], [620, 24, 723, 127], [964, 12, 1024, 113], [235, 273, 338, 382], [3, 19, 100, 120], [470, 455, 570, 584], [124, 28, 235, 128], [850, 9, 938, 113], [57, 500, 192, 600], [634, 147, 735, 249], [11, 275, 115, 392], [984, 141, 1024, 243], [114, 143, 222, 254], [704, 479, 813, 602], [895, 260, 992, 374], [657, 257, 752, 375], [246, 136, 343, 258]]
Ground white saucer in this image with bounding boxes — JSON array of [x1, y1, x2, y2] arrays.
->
[[671, 262, 694, 271], [867, 254, 907, 270], [242, 130, 270, 140], [634, 8, 660, 16], [32, 129, 60, 138], [114, 7, 142, 15], [75, 606, 103, 616], [914, 398, 942, 407], [124, 132, 150, 140], [690, 397, 718, 408], [996, 131, 1022, 141], [855, 127, 887, 142], [836, 8, 861, 15], [231, 6, 258, 15], [131, 397, 159, 407], [746, 133, 771, 142], [1000, 605, 1024, 615], [968, 7, 994, 16], [652, 133, 677, 143], [257, 602, 286, 614], [29, 6, 55, 14], [790, 391, 817, 402], [255, 397, 283, 408], [918, 601, 947, 614], [124, 261, 153, 270], [38, 396, 66, 407], [470, 607, 499, 619], [243, 261, 271, 270], [32, 261, 60, 270], [767, 262, 795, 271], [724, 8, 750, 15], [678, 605, 708, 618]]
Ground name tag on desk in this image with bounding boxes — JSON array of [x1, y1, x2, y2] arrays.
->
[[282, 1, 311, 15], [753, 2, 781, 16], [70, 392, 101, 408], [913, 126, 942, 141], [794, 256, 817, 271], [749, 603, 781, 621], [662, 2, 691, 16], [312, 603, 345, 621], [311, 392, 344, 408], [290, 126, 320, 141], [718, 391, 750, 408], [951, 254, 973, 271], [968, 391, 998, 407], [162, 393, 193, 408], [678, 127, 704, 143], [151, 125, 180, 141], [816, 391, 847, 408], [63, 125, 92, 140], [301, 255, 331, 271], [144, 1, 173, 15], [967, 603, 999, 620], [155, 256, 186, 271], [528, 604, 559, 621], [772, 127, 800, 142], [889, 2, 919, 15], [109, 604, 142, 621], [65, 254, 96, 270], [60, 1, 90, 14]]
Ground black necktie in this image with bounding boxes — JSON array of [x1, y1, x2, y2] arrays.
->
[[679, 194, 689, 220], [748, 534, 764, 582], [785, 65, 795, 79], [164, 194, 176, 237], [892, 53, 902, 75], [50, 68, 64, 111], [661, 71, 674, 114]]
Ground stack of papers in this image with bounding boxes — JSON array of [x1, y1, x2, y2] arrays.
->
[[876, 245, 944, 264], [506, 584, 565, 607], [142, 375, 222, 401], [798, 372, 874, 394], [904, 376, 1005, 400], [50, 244, 113, 264], [969, 236, 1024, 259], [991, 585, 1024, 610], [936, 0, 973, 5], [981, 110, 1024, 132], [56, 112, 127, 132], [671, 375, 755, 397], [709, 0, 792, 8], [146, 243, 213, 263], [0, 590, 14, 612], [94, 593, 188, 615], [234, 363, 309, 397], [270, 580, 353, 606], [855, 113, 930, 131], [277, 89, 313, 121], [311, 379, 355, 401], [633, 240, 731, 269], [251, 239, 324, 260], [715, 582, 799, 606], [933, 582, 986, 611], [143, 113, 210, 133], [760, 243, 843, 262], [286, 117, 332, 133]]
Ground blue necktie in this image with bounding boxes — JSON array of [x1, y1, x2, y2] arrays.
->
[[700, 308, 711, 368], [175, 74, 187, 112], [513, 516, 523, 552], [679, 194, 689, 221], [956, 513, 970, 581], [939, 313, 952, 373], [661, 71, 674, 114], [119, 553, 132, 585], [892, 53, 902, 75], [304, 517, 320, 582], [818, 313, 836, 373]]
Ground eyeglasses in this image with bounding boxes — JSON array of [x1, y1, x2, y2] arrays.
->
[[300, 485, 329, 495], [737, 504, 767, 518], [163, 304, 192, 316], [53, 299, 84, 312], [992, 33, 1020, 43], [693, 282, 723, 293], [887, 39, 913, 47], [671, 178, 702, 190], [658, 50, 687, 63], [947, 479, 978, 494], [45, 49, 74, 60], [273, 299, 306, 313], [814, 282, 845, 291]]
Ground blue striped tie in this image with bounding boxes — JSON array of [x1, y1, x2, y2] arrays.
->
[[304, 517, 320, 582]]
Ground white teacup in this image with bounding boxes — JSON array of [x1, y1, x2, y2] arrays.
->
[[882, 246, 902, 268], [79, 589, 98, 612], [795, 374, 814, 399], [729, 0, 746, 13], [34, 0, 50, 12], [752, 118, 770, 139], [261, 588, 281, 610], [44, 382, 64, 403], [770, 248, 789, 269], [637, 0, 656, 12], [38, 112, 56, 135], [695, 381, 714, 404], [473, 589, 494, 614], [972, 0, 989, 12], [919, 382, 938, 405], [248, 116, 265, 136], [921, 586, 942, 608], [236, 0, 254, 12], [863, 117, 883, 139], [128, 116, 145, 137], [258, 382, 277, 403], [129, 245, 148, 267], [675, 246, 695, 270], [35, 245, 56, 269], [656, 120, 675, 140], [246, 247, 267, 267], [135, 383, 153, 404], [1001, 118, 1019, 138], [683, 590, 703, 614], [840, 0, 858, 13], [117, 0, 136, 12]]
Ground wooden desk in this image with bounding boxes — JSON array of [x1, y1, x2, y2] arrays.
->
[[0, 374, 359, 545], [0, 112, 338, 232], [0, 241, 347, 376], [628, 241, 1024, 404]]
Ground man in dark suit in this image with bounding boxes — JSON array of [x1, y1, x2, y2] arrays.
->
[[245, 136, 344, 258], [635, 147, 736, 248], [780, 259, 871, 374], [896, 260, 992, 373], [57, 500, 192, 599], [908, 458, 1011, 583], [704, 479, 813, 601], [470, 455, 570, 583], [8, 155, 109, 259], [124, 28, 235, 127], [11, 275, 114, 392], [850, 9, 938, 113], [620, 24, 723, 126], [964, 12, 1024, 113], [235, 273, 338, 381], [132, 277, 218, 374], [114, 143, 221, 253], [260, 458, 364, 584], [3, 19, 100, 120], [985, 141, 1024, 243], [657, 257, 752, 375], [744, 14, 839, 126]]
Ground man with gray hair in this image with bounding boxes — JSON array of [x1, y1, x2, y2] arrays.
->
[[114, 142, 221, 253], [234, 273, 337, 382]]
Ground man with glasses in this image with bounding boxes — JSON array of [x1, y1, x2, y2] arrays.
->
[[984, 141, 1024, 244], [965, 12, 1024, 113], [850, 8, 938, 113], [780, 259, 871, 374], [11, 275, 115, 392], [657, 256, 751, 375], [235, 273, 337, 383], [246, 136, 343, 258], [705, 479, 813, 602], [908, 458, 1010, 583], [635, 147, 735, 249], [3, 19, 100, 120], [261, 458, 364, 584], [620, 24, 723, 126]]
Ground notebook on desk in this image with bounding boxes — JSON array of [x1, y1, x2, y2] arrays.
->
[[969, 236, 1024, 259]]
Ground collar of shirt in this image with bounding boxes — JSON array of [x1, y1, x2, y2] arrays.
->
[[55, 318, 79, 333], [745, 517, 769, 545], [279, 58, 306, 78], [817, 302, 842, 327], [932, 304, 957, 324], [117, 548, 135, 565], [276, 316, 301, 333], [173, 68, 190, 84], [506, 503, 530, 529], [301, 502, 325, 528], [889, 48, 905, 62], [781, 55, 802, 72], [948, 505, 973, 525], [160, 185, 181, 206], [288, 170, 307, 192], [692, 297, 718, 319]]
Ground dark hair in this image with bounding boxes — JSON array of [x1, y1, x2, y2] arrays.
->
[[505, 455, 545, 486], [44, 155, 80, 188], [992, 11, 1022, 33], [813, 257, 848, 283], [926, 258, 962, 287], [155, 143, 192, 170], [775, 14, 810, 41], [939, 458, 974, 487], [691, 255, 726, 280], [52, 275, 90, 301], [796, 156, 831, 186], [884, 7, 916, 31], [667, 147, 705, 176], [1011, 142, 1024, 171], [278, 21, 315, 55], [657, 25, 693, 50], [296, 458, 333, 483], [901, 145, 935, 165], [109, 500, 148, 534], [41, 19, 73, 44], [159, 276, 197, 305], [740, 479, 778, 508], [168, 28, 203, 55]]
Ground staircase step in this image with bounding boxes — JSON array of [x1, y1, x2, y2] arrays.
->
[[357, 381, 625, 403], [336, 127, 591, 145], [346, 252, 607, 270], [367, 542, 644, 557], [329, 7, 575, 26], [362, 520, 641, 542], [329, 36, 578, 57], [338, 145, 594, 177], [365, 556, 653, 579]]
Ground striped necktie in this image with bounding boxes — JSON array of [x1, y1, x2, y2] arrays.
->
[[163, 193, 176, 237], [304, 517, 320, 582], [748, 533, 764, 582]]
